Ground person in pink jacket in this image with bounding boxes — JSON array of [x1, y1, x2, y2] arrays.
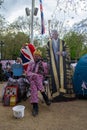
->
[[26, 49, 51, 116]]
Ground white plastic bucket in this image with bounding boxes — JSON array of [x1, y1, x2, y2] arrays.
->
[[12, 105, 25, 118]]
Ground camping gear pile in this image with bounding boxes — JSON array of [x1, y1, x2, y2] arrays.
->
[[2, 77, 30, 106]]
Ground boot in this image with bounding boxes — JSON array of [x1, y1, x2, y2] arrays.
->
[[32, 103, 38, 117], [41, 92, 51, 106], [22, 92, 28, 101]]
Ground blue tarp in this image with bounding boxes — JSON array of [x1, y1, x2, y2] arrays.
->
[[73, 54, 87, 96]]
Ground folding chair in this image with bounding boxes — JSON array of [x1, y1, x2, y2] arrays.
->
[[43, 74, 52, 99]]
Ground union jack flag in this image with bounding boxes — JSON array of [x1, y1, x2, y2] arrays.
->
[[39, 0, 45, 34], [20, 44, 35, 71]]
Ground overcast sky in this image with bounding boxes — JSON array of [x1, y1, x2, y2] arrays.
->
[[1, 0, 57, 23], [1, 0, 87, 28]]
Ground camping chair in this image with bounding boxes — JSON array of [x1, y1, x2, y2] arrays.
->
[[43, 74, 51, 98], [38, 74, 51, 104], [12, 63, 23, 79]]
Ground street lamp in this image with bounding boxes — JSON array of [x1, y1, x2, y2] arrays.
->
[[25, 0, 38, 44], [0, 41, 4, 60]]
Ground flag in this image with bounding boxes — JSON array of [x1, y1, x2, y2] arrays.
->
[[39, 0, 45, 34], [81, 81, 87, 90], [20, 43, 35, 71]]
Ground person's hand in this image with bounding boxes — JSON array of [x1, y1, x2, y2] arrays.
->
[[62, 51, 67, 56], [56, 51, 62, 56], [56, 51, 67, 56]]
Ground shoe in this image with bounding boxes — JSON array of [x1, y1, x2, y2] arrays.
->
[[41, 92, 51, 106], [23, 96, 28, 101], [32, 109, 38, 117], [45, 100, 51, 106], [32, 103, 38, 117]]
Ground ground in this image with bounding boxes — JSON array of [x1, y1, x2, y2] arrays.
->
[[0, 82, 87, 130]]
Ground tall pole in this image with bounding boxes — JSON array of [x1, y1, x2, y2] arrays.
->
[[31, 0, 35, 44], [0, 41, 4, 60], [48, 20, 51, 37]]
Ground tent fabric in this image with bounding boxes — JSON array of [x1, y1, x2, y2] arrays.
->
[[73, 54, 87, 97]]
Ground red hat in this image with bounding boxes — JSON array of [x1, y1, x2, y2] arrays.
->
[[27, 43, 36, 55]]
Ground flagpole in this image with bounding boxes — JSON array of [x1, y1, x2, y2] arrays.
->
[[31, 0, 35, 44], [39, 0, 45, 46], [48, 20, 51, 37]]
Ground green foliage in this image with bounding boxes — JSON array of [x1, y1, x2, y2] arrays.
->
[[0, 15, 7, 34], [1, 32, 29, 59], [64, 31, 86, 60], [37, 46, 47, 60]]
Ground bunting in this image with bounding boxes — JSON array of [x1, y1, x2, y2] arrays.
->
[[39, 0, 45, 34]]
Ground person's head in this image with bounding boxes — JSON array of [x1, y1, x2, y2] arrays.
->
[[16, 57, 22, 63], [22, 43, 28, 48], [51, 30, 58, 40], [33, 50, 42, 62]]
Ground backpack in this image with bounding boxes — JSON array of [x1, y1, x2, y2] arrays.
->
[[3, 85, 18, 106]]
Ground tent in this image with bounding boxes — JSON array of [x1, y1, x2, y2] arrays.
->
[[73, 54, 87, 98]]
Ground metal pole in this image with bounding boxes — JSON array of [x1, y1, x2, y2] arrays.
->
[[48, 20, 51, 36], [0, 41, 4, 60], [1, 44, 2, 60], [31, 0, 35, 44]]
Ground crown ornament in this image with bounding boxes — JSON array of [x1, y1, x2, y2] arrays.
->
[[33, 49, 42, 56]]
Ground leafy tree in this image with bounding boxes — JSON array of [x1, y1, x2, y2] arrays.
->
[[2, 32, 29, 59], [8, 16, 29, 34], [37, 46, 47, 60], [64, 31, 86, 60], [7, 16, 40, 39], [0, 15, 7, 35]]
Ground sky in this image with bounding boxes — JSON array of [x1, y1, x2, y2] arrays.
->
[[1, 0, 87, 33], [1, 0, 57, 23]]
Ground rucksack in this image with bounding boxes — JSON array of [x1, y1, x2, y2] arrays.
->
[[3, 85, 18, 106]]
